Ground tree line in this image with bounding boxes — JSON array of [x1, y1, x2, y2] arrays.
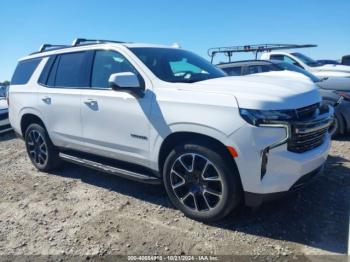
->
[[0, 81, 10, 86]]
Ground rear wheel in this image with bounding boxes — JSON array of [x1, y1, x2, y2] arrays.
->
[[24, 123, 61, 172], [163, 142, 241, 222]]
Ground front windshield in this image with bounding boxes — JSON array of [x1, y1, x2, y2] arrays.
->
[[275, 61, 321, 83], [130, 48, 226, 83], [291, 52, 322, 67]]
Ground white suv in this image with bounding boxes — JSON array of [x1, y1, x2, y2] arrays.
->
[[9, 39, 333, 221]]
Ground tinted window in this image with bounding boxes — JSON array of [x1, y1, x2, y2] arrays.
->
[[54, 52, 90, 88], [221, 67, 242, 76], [47, 56, 60, 87], [270, 55, 284, 61], [11, 59, 41, 85], [247, 65, 272, 74], [342, 56, 350, 65], [130, 48, 226, 83], [91, 50, 138, 89], [291, 52, 322, 67], [270, 55, 303, 68], [38, 56, 57, 85]]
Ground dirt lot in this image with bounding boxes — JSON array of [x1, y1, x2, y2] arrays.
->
[[0, 132, 349, 258]]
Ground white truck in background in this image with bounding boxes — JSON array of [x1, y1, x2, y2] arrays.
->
[[260, 51, 350, 78]]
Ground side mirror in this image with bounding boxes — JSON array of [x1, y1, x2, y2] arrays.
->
[[108, 72, 144, 97]]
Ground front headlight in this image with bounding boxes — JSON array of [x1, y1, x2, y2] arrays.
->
[[239, 108, 296, 126]]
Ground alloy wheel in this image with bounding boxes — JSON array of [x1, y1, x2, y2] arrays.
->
[[169, 153, 224, 212], [26, 130, 48, 167]]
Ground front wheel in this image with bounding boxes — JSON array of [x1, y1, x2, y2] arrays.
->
[[24, 123, 61, 172], [163, 142, 242, 222]]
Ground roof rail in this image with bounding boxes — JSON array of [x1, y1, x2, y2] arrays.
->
[[72, 38, 125, 46], [208, 44, 317, 63], [38, 44, 70, 53]]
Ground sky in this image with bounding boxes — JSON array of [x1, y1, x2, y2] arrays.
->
[[0, 0, 349, 81]]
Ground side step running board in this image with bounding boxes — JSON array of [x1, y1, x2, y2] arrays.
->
[[59, 153, 161, 185]]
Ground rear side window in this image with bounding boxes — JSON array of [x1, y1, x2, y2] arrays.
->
[[247, 65, 272, 74], [11, 59, 41, 85], [38, 56, 57, 85], [55, 52, 90, 88], [221, 66, 242, 76]]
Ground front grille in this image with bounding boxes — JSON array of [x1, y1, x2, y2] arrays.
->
[[288, 125, 329, 153], [295, 103, 319, 119], [287, 103, 332, 153]]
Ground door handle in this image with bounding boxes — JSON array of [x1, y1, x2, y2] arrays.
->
[[84, 99, 97, 106], [42, 96, 51, 104]]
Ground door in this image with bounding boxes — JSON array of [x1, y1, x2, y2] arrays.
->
[[37, 51, 92, 150], [80, 50, 152, 166]]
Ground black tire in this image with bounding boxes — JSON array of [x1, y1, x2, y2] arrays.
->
[[332, 113, 345, 138], [163, 142, 242, 222], [24, 123, 61, 172]]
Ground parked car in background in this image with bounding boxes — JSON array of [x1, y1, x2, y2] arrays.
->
[[9, 38, 333, 221], [0, 86, 9, 97], [342, 55, 350, 66], [218, 60, 350, 136], [317, 60, 341, 65], [0, 96, 11, 134], [261, 51, 350, 78]]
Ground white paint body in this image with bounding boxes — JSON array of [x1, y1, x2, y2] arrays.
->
[[261, 52, 350, 78], [9, 43, 331, 195]]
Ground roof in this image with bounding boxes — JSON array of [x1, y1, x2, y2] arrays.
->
[[20, 39, 175, 61]]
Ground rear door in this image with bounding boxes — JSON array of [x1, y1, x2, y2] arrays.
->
[[37, 51, 92, 150]]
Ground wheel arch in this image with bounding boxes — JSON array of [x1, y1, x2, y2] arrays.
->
[[20, 113, 47, 137], [157, 131, 241, 182]]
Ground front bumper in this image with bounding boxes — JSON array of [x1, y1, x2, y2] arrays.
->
[[228, 106, 333, 202], [244, 164, 324, 207]]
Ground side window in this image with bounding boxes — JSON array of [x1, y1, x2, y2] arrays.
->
[[54, 52, 90, 88], [247, 65, 261, 74], [270, 55, 284, 61], [47, 56, 60, 87], [38, 56, 57, 86], [11, 58, 41, 85], [270, 55, 303, 68], [222, 67, 242, 76], [91, 50, 138, 89], [247, 65, 272, 75]]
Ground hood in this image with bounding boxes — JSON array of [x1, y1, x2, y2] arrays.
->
[[0, 99, 8, 111], [310, 64, 350, 77], [182, 73, 321, 110]]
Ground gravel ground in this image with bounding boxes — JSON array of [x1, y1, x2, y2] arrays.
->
[[0, 131, 349, 258]]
